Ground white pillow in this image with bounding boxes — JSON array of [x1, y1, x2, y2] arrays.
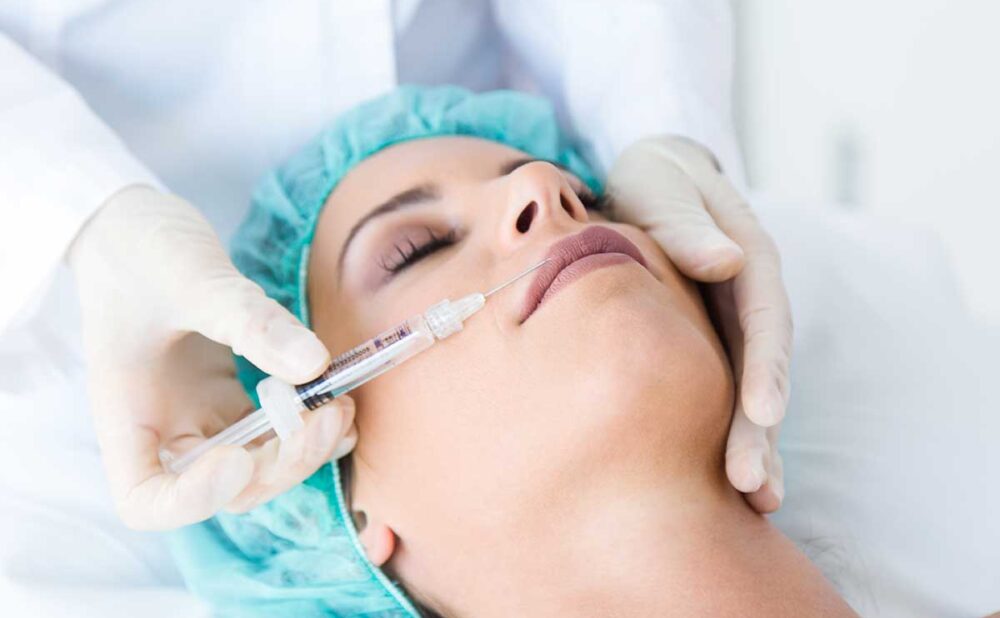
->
[[757, 198, 1000, 617]]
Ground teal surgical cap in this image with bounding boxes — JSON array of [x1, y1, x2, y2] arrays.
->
[[171, 85, 600, 617]]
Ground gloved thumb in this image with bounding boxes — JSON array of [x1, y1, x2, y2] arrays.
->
[[183, 274, 331, 384], [608, 136, 745, 282]]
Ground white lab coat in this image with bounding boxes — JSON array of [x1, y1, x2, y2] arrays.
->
[[0, 2, 740, 615]]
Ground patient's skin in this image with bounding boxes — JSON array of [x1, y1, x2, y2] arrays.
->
[[307, 137, 854, 617]]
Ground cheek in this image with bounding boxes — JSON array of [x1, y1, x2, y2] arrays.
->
[[350, 324, 530, 514]]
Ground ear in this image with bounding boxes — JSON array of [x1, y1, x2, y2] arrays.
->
[[354, 511, 397, 566]]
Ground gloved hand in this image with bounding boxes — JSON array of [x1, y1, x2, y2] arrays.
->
[[608, 136, 791, 513], [68, 185, 358, 530]]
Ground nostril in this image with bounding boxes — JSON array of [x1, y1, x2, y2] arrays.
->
[[560, 194, 574, 216], [516, 201, 537, 233]]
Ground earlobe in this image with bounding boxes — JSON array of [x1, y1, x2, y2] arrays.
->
[[357, 518, 397, 566]]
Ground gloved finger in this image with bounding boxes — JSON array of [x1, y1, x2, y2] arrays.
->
[[709, 279, 769, 498], [731, 259, 792, 427], [74, 189, 329, 384], [771, 449, 785, 502], [88, 368, 254, 530], [180, 273, 331, 385], [647, 139, 793, 427], [155, 389, 257, 467], [696, 181, 792, 427], [635, 189, 746, 282], [744, 426, 784, 513], [745, 479, 781, 514], [331, 423, 359, 460], [224, 396, 356, 514], [745, 446, 784, 514], [607, 141, 745, 281], [725, 402, 770, 494], [114, 442, 254, 530], [159, 345, 258, 436]]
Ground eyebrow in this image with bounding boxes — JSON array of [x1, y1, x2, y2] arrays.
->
[[337, 183, 441, 275]]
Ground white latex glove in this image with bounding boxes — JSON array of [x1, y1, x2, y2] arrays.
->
[[607, 136, 791, 513], [68, 185, 358, 530]]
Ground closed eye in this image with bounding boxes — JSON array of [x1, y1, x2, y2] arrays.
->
[[578, 190, 611, 215], [375, 187, 602, 276], [378, 227, 458, 275]]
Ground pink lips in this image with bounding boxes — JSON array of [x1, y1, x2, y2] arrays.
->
[[519, 226, 648, 323]]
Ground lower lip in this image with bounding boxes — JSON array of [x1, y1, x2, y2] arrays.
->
[[538, 253, 637, 308]]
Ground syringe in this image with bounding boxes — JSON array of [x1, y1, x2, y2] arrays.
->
[[159, 259, 549, 473]]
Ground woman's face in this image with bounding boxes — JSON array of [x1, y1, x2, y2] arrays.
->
[[307, 137, 732, 610]]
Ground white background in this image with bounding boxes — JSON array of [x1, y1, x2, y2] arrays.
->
[[733, 1, 1000, 327]]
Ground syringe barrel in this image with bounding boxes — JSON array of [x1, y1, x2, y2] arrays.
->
[[162, 271, 523, 473], [294, 314, 436, 410], [162, 313, 448, 472]]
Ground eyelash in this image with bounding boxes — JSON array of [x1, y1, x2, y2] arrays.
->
[[379, 227, 459, 274], [376, 189, 607, 275], [579, 191, 611, 214]]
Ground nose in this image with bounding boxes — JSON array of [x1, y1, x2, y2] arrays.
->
[[495, 161, 589, 254]]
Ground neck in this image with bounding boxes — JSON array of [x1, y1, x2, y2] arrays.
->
[[472, 463, 856, 618]]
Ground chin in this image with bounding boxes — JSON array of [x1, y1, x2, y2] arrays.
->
[[538, 267, 734, 452]]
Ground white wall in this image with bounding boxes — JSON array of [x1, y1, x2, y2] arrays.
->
[[734, 1, 1000, 325]]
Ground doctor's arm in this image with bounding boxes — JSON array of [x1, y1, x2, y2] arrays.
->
[[0, 34, 356, 529], [0, 33, 157, 329], [492, 0, 790, 511]]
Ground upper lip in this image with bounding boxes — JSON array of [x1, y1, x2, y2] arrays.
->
[[519, 226, 648, 322]]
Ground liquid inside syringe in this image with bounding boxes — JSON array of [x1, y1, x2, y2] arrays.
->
[[159, 259, 549, 473]]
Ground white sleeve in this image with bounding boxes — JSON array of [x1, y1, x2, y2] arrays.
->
[[491, 0, 745, 184], [0, 33, 161, 331]]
